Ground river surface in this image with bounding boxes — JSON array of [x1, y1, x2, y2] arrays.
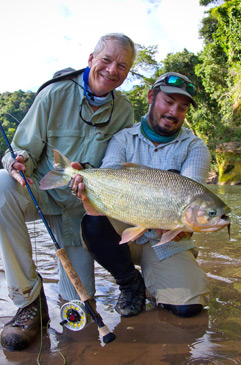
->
[[0, 185, 241, 364]]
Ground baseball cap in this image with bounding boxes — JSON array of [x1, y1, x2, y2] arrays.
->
[[152, 72, 197, 108]]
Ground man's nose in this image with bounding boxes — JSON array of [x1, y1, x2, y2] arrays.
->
[[169, 104, 179, 117], [106, 62, 118, 74]]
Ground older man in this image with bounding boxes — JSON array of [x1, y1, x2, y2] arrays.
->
[[76, 72, 210, 319], [0, 33, 135, 351]]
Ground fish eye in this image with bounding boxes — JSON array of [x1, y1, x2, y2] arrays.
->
[[208, 209, 217, 217]]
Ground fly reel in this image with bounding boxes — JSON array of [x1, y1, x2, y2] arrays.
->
[[60, 300, 89, 331]]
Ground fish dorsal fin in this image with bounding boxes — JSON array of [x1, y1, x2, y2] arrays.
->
[[122, 162, 153, 170], [53, 149, 71, 171]]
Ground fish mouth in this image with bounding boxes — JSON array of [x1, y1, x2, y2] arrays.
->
[[220, 212, 231, 238], [193, 213, 231, 233], [220, 213, 230, 225], [211, 214, 231, 236]]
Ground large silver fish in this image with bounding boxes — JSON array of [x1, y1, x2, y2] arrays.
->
[[39, 149, 231, 246]]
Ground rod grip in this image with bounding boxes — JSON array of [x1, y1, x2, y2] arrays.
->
[[56, 248, 91, 302]]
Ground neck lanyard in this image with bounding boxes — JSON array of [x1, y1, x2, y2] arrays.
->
[[71, 67, 115, 127]]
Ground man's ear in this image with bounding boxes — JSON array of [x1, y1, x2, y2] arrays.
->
[[88, 53, 94, 68], [147, 89, 154, 105]]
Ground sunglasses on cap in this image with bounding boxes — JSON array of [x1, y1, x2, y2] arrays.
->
[[156, 75, 197, 97]]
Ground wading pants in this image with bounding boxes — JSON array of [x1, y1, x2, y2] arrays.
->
[[82, 215, 209, 313], [0, 169, 94, 308]]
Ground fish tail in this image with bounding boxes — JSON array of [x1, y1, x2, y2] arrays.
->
[[39, 170, 70, 189]]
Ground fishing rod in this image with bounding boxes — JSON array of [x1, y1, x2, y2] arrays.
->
[[0, 120, 116, 344]]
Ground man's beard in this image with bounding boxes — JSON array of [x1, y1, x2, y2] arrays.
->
[[149, 102, 179, 137]]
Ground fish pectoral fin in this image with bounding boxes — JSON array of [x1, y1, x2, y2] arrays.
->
[[84, 202, 104, 216], [152, 227, 185, 247], [119, 226, 147, 244], [39, 171, 68, 190]]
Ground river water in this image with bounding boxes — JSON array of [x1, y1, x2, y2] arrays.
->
[[0, 185, 241, 364]]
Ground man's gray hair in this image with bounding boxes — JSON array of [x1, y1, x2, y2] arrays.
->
[[93, 33, 136, 66]]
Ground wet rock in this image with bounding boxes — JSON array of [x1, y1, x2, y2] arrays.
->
[[206, 171, 219, 184], [216, 142, 241, 185]]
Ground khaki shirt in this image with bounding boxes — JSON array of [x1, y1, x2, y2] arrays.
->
[[2, 72, 134, 246]]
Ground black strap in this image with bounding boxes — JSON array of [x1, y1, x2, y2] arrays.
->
[[37, 68, 85, 94]]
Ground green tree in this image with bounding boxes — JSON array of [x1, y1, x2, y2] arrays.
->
[[196, 0, 241, 144], [126, 44, 160, 122], [0, 90, 35, 167]]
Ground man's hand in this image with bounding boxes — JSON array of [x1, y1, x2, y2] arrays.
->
[[70, 162, 103, 216], [156, 229, 193, 242], [70, 162, 84, 198], [11, 155, 33, 186]]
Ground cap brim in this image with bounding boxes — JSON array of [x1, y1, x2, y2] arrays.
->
[[159, 85, 197, 108]]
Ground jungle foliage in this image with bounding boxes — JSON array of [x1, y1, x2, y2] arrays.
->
[[0, 91, 36, 164], [126, 0, 241, 166], [0, 0, 240, 170]]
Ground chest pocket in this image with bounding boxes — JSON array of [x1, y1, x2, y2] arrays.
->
[[47, 129, 113, 168]]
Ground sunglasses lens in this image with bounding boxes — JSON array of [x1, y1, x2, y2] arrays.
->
[[156, 75, 197, 98], [167, 76, 185, 87], [168, 76, 197, 97], [186, 84, 197, 96]]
